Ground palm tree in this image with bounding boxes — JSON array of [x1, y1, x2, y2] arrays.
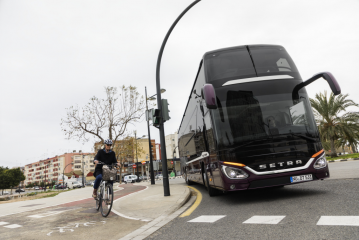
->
[[310, 91, 359, 157]]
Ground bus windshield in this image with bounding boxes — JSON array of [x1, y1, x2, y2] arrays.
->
[[212, 83, 318, 150]]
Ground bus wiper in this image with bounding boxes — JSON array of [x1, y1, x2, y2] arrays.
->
[[289, 133, 317, 142]]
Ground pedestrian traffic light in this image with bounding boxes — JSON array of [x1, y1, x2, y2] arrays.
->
[[161, 99, 170, 122], [152, 109, 161, 128]]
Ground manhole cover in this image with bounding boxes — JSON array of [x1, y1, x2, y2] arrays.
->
[[21, 204, 45, 207]]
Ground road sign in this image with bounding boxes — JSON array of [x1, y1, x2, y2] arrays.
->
[[132, 165, 136, 169], [171, 161, 173, 164]]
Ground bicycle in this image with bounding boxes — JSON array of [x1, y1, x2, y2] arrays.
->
[[94, 162, 118, 217]]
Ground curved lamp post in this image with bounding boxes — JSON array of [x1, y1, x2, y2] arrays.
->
[[145, 87, 166, 185], [62, 162, 73, 189], [155, 0, 201, 196]]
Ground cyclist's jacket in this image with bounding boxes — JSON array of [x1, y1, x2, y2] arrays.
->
[[93, 148, 117, 177]]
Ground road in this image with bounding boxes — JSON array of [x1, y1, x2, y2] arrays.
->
[[146, 161, 359, 240], [0, 161, 357, 240]]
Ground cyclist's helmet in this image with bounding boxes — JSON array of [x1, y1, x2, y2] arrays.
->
[[104, 139, 113, 145]]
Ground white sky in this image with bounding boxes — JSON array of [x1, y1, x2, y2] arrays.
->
[[1, 0, 358, 168]]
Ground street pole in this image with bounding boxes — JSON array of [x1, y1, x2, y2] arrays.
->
[[82, 153, 85, 187], [156, 0, 201, 196], [44, 162, 47, 192], [145, 87, 155, 185], [135, 131, 139, 181], [63, 163, 73, 189]]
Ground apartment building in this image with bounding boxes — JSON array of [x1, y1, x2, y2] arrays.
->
[[24, 151, 95, 185]]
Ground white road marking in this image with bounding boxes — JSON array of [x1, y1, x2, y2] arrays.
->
[[317, 216, 359, 226], [0, 222, 9, 226], [188, 215, 226, 223], [0, 188, 122, 218], [111, 186, 150, 221], [27, 207, 81, 218], [4, 224, 22, 228], [243, 215, 286, 224]]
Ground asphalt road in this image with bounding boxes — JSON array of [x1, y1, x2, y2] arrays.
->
[[0, 184, 147, 240], [147, 161, 359, 240]]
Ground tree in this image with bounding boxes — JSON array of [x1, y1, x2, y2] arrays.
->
[[112, 135, 145, 183], [8, 168, 26, 194], [61, 86, 148, 147], [310, 91, 359, 157], [0, 167, 10, 195]]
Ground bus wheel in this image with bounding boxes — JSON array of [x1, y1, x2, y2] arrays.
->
[[204, 168, 216, 197], [185, 174, 193, 186]]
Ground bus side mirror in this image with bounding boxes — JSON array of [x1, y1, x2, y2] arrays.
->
[[292, 72, 341, 102], [202, 84, 217, 109]]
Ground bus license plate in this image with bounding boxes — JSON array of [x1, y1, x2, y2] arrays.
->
[[290, 174, 313, 183]]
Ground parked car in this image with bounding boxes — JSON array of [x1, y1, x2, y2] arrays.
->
[[139, 176, 148, 181], [72, 181, 82, 188], [34, 186, 40, 190], [15, 189, 25, 193], [124, 175, 138, 183], [2, 191, 10, 195], [55, 184, 67, 189], [155, 174, 163, 179]]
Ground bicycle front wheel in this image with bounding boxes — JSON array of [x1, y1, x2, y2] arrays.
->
[[100, 183, 113, 217], [95, 188, 101, 211]]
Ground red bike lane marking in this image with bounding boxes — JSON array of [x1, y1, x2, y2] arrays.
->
[[58, 184, 146, 208]]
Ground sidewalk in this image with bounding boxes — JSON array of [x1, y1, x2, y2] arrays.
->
[[113, 178, 192, 240]]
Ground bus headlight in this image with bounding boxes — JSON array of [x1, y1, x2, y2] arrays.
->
[[314, 156, 327, 169], [222, 166, 248, 179]]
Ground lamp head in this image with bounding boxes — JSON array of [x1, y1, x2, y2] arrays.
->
[[160, 89, 166, 94]]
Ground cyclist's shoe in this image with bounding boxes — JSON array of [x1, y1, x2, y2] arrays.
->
[[92, 189, 97, 198]]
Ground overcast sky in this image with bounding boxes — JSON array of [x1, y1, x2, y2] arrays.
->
[[1, 0, 358, 168]]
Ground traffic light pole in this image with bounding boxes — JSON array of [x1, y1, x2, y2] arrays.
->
[[155, 0, 201, 196], [145, 87, 156, 185]]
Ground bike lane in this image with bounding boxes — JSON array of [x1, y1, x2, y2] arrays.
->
[[0, 184, 147, 240]]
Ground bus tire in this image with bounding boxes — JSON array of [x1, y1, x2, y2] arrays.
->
[[185, 173, 193, 186], [204, 167, 216, 197]]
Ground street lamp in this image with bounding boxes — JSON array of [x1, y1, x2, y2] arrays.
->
[[81, 153, 85, 187], [145, 87, 166, 185], [155, 0, 201, 196], [134, 131, 146, 182], [62, 162, 73, 189]]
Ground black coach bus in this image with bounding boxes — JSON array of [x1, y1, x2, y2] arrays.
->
[[178, 44, 341, 196]]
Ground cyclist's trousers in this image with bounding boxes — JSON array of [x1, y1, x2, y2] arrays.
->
[[93, 174, 113, 194]]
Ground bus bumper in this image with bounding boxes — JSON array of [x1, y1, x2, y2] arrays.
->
[[221, 165, 330, 191]]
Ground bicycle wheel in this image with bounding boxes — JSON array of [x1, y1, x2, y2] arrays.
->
[[95, 187, 101, 211], [100, 183, 113, 217]]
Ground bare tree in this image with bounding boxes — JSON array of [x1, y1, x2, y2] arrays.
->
[[61, 85, 147, 147]]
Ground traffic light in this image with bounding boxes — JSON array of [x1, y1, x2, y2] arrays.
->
[[152, 109, 161, 128], [161, 99, 170, 122]]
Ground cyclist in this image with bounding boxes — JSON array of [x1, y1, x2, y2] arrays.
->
[[92, 139, 121, 198]]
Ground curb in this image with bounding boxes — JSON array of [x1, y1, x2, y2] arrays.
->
[[119, 187, 193, 240], [328, 158, 359, 163]]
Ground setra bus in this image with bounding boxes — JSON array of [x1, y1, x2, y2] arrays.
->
[[178, 44, 341, 196]]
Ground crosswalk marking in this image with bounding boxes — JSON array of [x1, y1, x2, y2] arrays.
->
[[0, 222, 9, 226], [243, 215, 286, 224], [188, 215, 226, 223], [3, 224, 22, 229], [317, 216, 359, 226]]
